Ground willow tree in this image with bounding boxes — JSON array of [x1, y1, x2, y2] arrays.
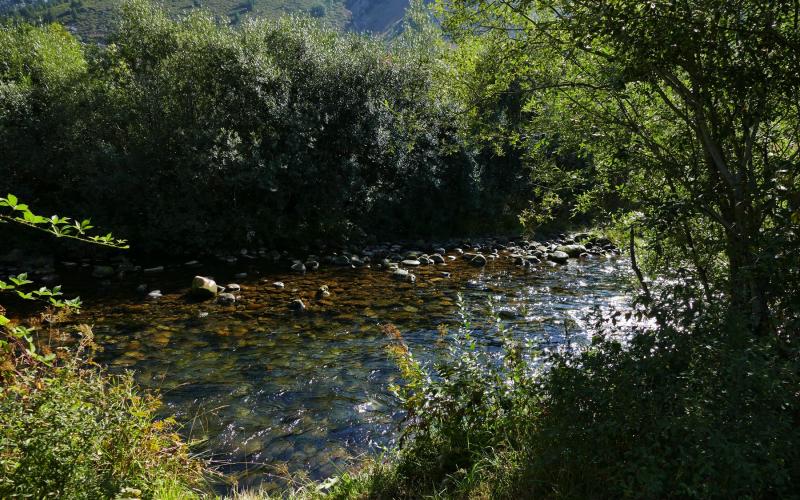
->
[[441, 0, 800, 335]]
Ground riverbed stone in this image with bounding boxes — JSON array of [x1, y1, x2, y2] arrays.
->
[[316, 285, 331, 299], [144, 266, 164, 274], [470, 254, 488, 266], [548, 251, 570, 264], [291, 261, 306, 273], [401, 259, 421, 267], [289, 298, 306, 311], [226, 283, 241, 292], [217, 293, 236, 305], [147, 290, 163, 300], [191, 276, 219, 299], [556, 244, 587, 258], [92, 265, 115, 279]]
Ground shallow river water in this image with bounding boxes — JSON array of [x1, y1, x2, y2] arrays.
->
[[64, 247, 633, 490]]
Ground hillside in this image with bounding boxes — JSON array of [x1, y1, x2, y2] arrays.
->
[[0, 0, 410, 39]]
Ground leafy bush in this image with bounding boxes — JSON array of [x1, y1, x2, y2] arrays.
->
[[0, 197, 205, 499], [0, 331, 205, 499], [0, 1, 532, 255]]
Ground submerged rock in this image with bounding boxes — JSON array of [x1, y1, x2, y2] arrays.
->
[[392, 268, 416, 283], [217, 292, 236, 305], [470, 254, 488, 267], [92, 265, 115, 279], [289, 298, 306, 311], [316, 285, 331, 299], [333, 255, 351, 266]]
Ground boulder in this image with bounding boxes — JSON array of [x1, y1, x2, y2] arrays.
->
[[547, 251, 569, 264], [217, 293, 236, 305], [392, 268, 416, 283], [555, 244, 587, 258], [333, 255, 351, 266], [291, 261, 306, 273], [316, 284, 331, 299], [92, 265, 115, 279], [430, 254, 445, 264], [470, 254, 488, 267], [191, 276, 219, 299]]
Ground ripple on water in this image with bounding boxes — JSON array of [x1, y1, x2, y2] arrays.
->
[[64, 251, 633, 486]]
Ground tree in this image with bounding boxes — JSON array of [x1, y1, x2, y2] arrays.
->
[[441, 0, 800, 335]]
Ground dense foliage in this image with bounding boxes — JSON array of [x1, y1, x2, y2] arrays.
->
[[0, 1, 533, 256], [0, 337, 205, 499], [0, 201, 203, 499], [1, 0, 798, 497]]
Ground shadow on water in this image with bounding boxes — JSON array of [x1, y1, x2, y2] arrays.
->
[[59, 249, 634, 489]]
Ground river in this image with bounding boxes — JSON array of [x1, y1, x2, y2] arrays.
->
[[59, 242, 633, 491]]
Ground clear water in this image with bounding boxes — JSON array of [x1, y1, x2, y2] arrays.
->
[[65, 249, 632, 489]]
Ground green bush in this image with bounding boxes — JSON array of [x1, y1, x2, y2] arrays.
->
[[0, 330, 205, 499], [0, 1, 532, 255]]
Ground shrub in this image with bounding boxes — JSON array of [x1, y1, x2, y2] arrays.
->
[[0, 327, 206, 499]]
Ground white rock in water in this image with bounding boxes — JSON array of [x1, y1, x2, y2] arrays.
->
[[191, 276, 219, 298]]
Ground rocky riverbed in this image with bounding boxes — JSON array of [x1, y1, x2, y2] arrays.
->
[[1, 233, 632, 491]]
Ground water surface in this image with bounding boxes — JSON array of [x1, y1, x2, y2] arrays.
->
[[65, 248, 632, 488]]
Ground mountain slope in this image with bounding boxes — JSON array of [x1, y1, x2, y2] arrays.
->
[[0, 0, 411, 40]]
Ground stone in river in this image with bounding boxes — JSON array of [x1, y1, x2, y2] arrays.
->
[[402, 259, 421, 267], [547, 251, 569, 264], [92, 265, 115, 279], [470, 254, 487, 266], [289, 298, 306, 311], [555, 244, 587, 258], [191, 276, 219, 299], [217, 292, 237, 305]]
